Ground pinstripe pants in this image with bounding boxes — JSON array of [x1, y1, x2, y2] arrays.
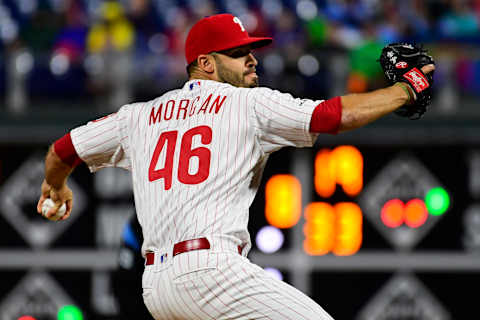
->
[[142, 239, 334, 320]]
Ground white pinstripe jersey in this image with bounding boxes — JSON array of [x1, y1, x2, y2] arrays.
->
[[70, 79, 321, 256]]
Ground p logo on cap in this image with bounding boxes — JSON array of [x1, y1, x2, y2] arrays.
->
[[233, 16, 246, 32], [185, 14, 272, 65]]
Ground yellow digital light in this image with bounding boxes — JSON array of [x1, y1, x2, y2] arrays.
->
[[333, 202, 362, 256], [265, 174, 302, 229], [314, 149, 336, 198], [304, 202, 335, 234], [303, 202, 335, 255], [314, 146, 363, 198], [332, 146, 363, 197], [303, 202, 363, 256]]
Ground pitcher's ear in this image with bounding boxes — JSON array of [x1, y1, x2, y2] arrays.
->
[[197, 54, 215, 73]]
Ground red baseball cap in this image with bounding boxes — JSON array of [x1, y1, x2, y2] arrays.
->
[[185, 13, 272, 65]]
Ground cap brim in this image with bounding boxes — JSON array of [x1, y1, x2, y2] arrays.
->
[[217, 37, 273, 53], [248, 37, 273, 49]]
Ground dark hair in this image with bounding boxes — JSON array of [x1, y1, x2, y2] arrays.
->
[[186, 60, 198, 76]]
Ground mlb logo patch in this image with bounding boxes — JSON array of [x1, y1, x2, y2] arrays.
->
[[189, 81, 201, 90], [160, 253, 168, 263]]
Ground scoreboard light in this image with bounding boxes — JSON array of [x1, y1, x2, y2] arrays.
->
[[314, 149, 336, 197], [404, 199, 428, 228], [332, 146, 363, 197], [265, 174, 302, 229], [381, 198, 429, 228], [425, 187, 450, 216], [333, 202, 363, 256], [381, 199, 405, 228], [304, 202, 336, 255], [58, 305, 83, 320], [256, 226, 284, 253], [303, 202, 362, 256], [314, 146, 363, 198]]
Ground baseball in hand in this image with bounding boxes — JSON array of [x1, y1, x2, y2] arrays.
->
[[41, 198, 66, 221]]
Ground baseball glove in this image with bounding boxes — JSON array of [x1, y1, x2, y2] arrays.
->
[[379, 43, 434, 119]]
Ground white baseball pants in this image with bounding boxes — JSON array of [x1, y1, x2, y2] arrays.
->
[[142, 237, 334, 320]]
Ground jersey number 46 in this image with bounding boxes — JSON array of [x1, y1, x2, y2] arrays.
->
[[148, 125, 212, 190]]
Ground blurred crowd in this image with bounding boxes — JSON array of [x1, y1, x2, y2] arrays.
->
[[0, 0, 480, 111]]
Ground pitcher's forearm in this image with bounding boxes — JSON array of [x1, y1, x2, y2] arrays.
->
[[339, 83, 410, 132], [45, 145, 74, 189]]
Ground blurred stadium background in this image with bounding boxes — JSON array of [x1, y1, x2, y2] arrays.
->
[[1, 0, 480, 319]]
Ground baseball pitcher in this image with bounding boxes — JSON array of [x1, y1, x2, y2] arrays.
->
[[37, 14, 435, 319]]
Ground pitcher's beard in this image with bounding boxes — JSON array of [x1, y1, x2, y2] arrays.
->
[[247, 74, 259, 87], [216, 60, 258, 88]]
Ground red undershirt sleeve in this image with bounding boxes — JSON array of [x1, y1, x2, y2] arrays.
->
[[53, 132, 83, 168], [309, 96, 342, 134]]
